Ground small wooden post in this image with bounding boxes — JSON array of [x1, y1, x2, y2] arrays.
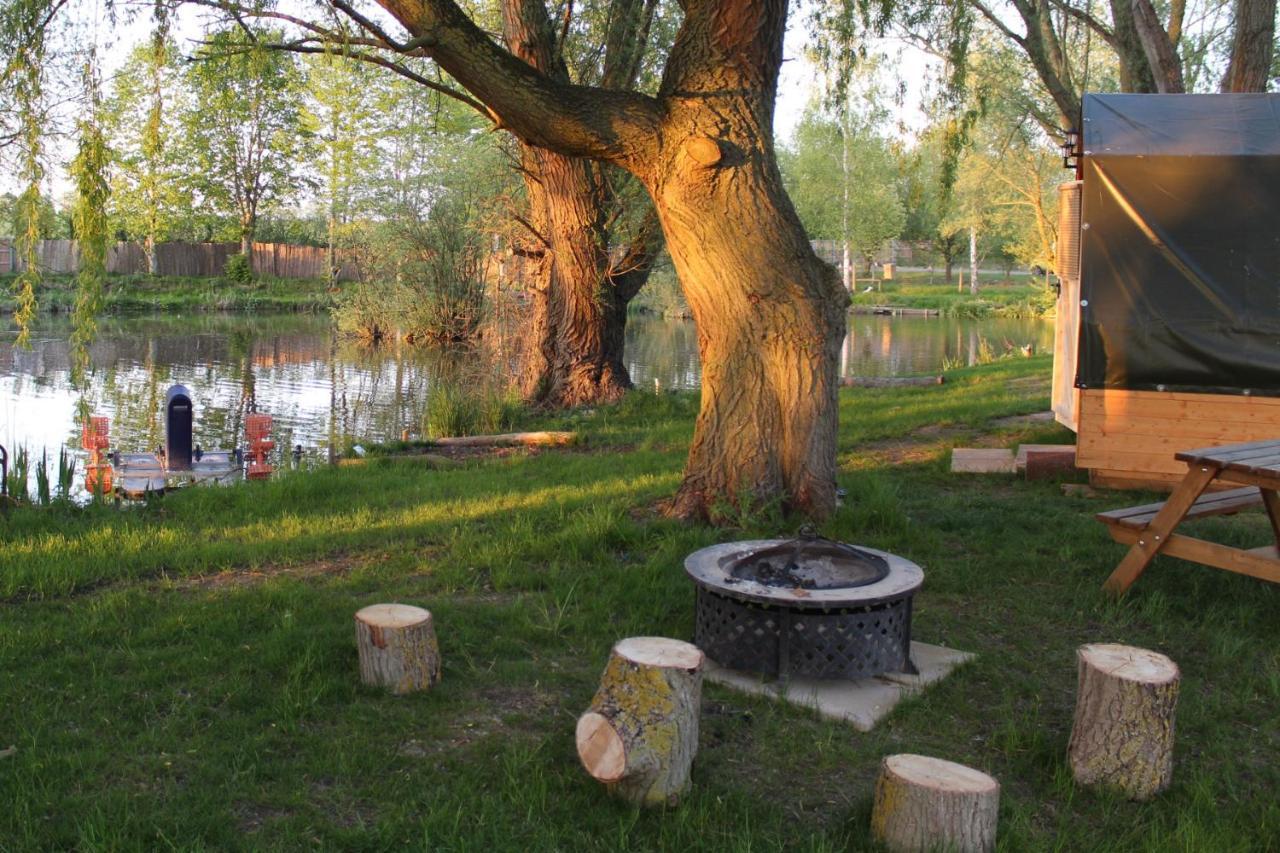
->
[[354, 603, 442, 694], [1068, 643, 1179, 800], [871, 754, 1000, 853], [575, 637, 704, 807]]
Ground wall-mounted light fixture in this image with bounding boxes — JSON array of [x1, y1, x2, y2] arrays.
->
[[1062, 128, 1081, 170]]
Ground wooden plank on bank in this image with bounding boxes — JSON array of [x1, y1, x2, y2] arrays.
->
[[429, 431, 576, 448]]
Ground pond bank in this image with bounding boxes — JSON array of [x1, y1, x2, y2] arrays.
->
[[0, 273, 334, 313], [2, 355, 1276, 849]]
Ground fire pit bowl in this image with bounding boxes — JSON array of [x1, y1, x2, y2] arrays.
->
[[685, 537, 924, 680]]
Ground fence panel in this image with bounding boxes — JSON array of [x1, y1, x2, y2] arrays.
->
[[8, 239, 362, 280]]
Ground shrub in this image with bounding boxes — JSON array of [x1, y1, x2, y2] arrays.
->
[[223, 253, 254, 284]]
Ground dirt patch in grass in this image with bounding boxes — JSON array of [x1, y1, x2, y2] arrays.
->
[[397, 685, 561, 761], [177, 554, 371, 591], [233, 801, 296, 834]]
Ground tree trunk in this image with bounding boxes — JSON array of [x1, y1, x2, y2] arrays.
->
[[650, 135, 845, 519], [503, 0, 657, 409], [240, 218, 254, 268], [145, 232, 158, 276], [871, 754, 1000, 853], [1221, 0, 1277, 92], [1132, 0, 1186, 92], [516, 145, 637, 407], [968, 226, 978, 295], [576, 637, 704, 807], [354, 603, 442, 694], [1067, 643, 1180, 800], [643, 1, 845, 520], [372, 0, 844, 519]]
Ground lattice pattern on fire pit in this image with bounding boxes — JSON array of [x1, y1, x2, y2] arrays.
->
[[685, 540, 924, 681]]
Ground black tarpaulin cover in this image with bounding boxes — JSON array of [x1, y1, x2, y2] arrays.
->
[[1077, 93, 1280, 396]]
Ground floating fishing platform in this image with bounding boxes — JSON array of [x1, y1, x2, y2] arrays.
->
[[114, 451, 244, 500], [84, 383, 277, 501]]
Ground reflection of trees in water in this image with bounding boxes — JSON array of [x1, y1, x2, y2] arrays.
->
[[2, 312, 1056, 455], [624, 315, 701, 391]]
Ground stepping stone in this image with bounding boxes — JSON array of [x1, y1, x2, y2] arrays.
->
[[951, 448, 1016, 474]]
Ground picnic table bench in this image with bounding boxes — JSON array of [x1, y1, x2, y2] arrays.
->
[[1097, 439, 1280, 594]]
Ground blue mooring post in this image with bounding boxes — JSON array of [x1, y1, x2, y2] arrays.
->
[[165, 385, 194, 470]]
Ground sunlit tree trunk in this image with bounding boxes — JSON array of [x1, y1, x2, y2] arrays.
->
[[377, 0, 845, 519], [644, 4, 846, 518]]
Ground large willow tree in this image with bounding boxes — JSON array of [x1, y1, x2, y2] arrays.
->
[[10, 0, 848, 520]]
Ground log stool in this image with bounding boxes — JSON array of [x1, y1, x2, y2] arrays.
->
[[871, 754, 1000, 853], [576, 637, 704, 807], [354, 603, 441, 694], [1067, 643, 1179, 800]]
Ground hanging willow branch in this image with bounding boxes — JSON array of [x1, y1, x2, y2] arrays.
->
[[9, 2, 46, 349], [69, 52, 111, 385]]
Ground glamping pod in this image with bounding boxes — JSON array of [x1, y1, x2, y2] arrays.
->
[[1053, 93, 1280, 489]]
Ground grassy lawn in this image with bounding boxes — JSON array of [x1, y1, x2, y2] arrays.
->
[[850, 272, 1056, 318], [3, 355, 1278, 850], [0, 273, 333, 314]]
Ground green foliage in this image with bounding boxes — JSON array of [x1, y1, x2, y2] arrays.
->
[[780, 64, 905, 276], [423, 380, 521, 439], [339, 196, 492, 346], [9, 4, 45, 348], [181, 29, 312, 249], [69, 58, 112, 384], [5, 446, 29, 502], [222, 253, 254, 284], [101, 27, 187, 262]]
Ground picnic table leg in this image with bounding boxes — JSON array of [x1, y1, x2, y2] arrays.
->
[[1103, 465, 1219, 595], [1262, 489, 1280, 550]]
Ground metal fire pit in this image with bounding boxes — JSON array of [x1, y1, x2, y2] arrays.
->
[[685, 537, 924, 680]]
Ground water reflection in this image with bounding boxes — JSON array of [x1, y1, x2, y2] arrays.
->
[[1, 312, 1051, 458]]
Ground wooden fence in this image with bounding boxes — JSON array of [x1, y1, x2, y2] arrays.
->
[[0, 239, 359, 281]]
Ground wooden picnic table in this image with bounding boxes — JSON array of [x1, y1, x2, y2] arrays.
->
[[1097, 438, 1280, 594]]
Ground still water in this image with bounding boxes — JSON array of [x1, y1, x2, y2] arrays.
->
[[0, 312, 1051, 458]]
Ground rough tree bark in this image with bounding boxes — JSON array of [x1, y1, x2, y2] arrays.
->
[[1131, 0, 1186, 92], [871, 754, 1000, 853], [576, 637, 704, 807], [1067, 643, 1180, 801], [354, 603, 443, 694], [369, 0, 845, 519], [1221, 0, 1277, 92], [503, 0, 661, 408]]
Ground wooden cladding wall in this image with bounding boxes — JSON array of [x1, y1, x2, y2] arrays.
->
[[1076, 389, 1280, 489], [2, 239, 358, 281]]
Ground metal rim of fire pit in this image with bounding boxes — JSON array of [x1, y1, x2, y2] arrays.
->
[[685, 540, 924, 680]]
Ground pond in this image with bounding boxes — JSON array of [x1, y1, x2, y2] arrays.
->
[[0, 311, 1051, 460]]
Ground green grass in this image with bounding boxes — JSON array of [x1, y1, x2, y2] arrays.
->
[[850, 272, 1056, 318], [0, 272, 334, 314], [3, 354, 1279, 849]]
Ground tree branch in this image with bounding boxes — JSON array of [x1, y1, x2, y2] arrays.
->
[[371, 0, 663, 166], [1131, 0, 1185, 91]]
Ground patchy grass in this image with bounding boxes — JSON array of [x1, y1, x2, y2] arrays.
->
[[3, 354, 1279, 849], [0, 272, 333, 314]]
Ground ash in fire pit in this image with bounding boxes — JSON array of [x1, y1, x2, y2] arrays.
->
[[728, 539, 890, 590], [686, 537, 923, 681]]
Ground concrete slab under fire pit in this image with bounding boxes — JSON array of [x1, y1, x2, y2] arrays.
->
[[703, 641, 974, 732]]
